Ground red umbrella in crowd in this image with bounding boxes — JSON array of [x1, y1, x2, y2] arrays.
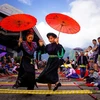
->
[[45, 13, 80, 37], [0, 14, 37, 37]]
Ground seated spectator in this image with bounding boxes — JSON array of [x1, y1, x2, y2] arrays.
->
[[63, 63, 79, 79], [0, 62, 10, 75], [93, 63, 99, 72], [88, 58, 94, 69], [12, 63, 20, 74], [5, 63, 13, 74], [85, 68, 100, 89], [88, 60, 99, 72]]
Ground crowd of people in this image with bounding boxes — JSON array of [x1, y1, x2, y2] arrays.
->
[[0, 29, 100, 91], [0, 55, 20, 76], [0, 55, 46, 76], [60, 37, 100, 90]]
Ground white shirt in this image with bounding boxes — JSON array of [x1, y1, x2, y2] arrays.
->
[[66, 68, 76, 77], [88, 50, 93, 59]]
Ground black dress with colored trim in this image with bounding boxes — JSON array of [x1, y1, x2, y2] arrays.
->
[[36, 43, 65, 84], [14, 41, 40, 89]]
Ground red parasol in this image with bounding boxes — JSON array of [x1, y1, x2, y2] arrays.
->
[[45, 13, 80, 37], [0, 14, 37, 37]]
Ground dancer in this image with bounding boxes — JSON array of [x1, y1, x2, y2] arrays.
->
[[13, 28, 43, 90], [36, 32, 65, 91]]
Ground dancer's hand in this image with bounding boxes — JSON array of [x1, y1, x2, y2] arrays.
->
[[55, 37, 59, 44], [18, 37, 23, 46], [39, 40, 44, 46]]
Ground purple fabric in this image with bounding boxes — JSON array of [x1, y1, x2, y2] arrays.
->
[[22, 41, 37, 55], [0, 52, 7, 58]]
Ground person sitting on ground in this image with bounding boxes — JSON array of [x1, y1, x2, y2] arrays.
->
[[12, 63, 20, 74], [93, 63, 99, 72], [85, 67, 100, 90], [63, 63, 79, 79], [0, 62, 10, 75]]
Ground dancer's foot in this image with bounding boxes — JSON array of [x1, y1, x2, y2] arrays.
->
[[53, 82, 61, 91], [27, 87, 34, 90], [46, 94, 51, 96], [35, 82, 38, 88], [12, 83, 19, 89], [12, 80, 20, 89]]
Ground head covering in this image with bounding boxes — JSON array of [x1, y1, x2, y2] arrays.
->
[[22, 28, 34, 40], [26, 28, 34, 37], [23, 28, 34, 37], [47, 32, 57, 38], [64, 63, 72, 68]]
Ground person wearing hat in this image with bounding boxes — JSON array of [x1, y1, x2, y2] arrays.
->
[[36, 32, 65, 92]]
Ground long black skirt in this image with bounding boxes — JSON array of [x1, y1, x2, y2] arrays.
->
[[36, 57, 60, 84], [15, 57, 35, 89]]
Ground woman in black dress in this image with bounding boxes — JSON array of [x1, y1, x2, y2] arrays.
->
[[13, 28, 42, 90], [36, 33, 65, 91]]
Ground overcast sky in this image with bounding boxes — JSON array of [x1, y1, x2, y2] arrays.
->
[[0, 0, 100, 48]]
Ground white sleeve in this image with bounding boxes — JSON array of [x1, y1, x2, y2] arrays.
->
[[67, 69, 73, 76]]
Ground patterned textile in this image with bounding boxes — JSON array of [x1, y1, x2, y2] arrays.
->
[[22, 41, 37, 55]]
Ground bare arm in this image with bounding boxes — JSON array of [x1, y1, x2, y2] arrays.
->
[[18, 37, 23, 46]]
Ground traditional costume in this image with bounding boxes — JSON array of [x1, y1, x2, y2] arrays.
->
[[13, 41, 42, 90], [36, 33, 65, 90]]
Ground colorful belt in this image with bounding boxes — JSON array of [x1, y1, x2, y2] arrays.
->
[[49, 55, 58, 58], [80, 65, 86, 67]]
